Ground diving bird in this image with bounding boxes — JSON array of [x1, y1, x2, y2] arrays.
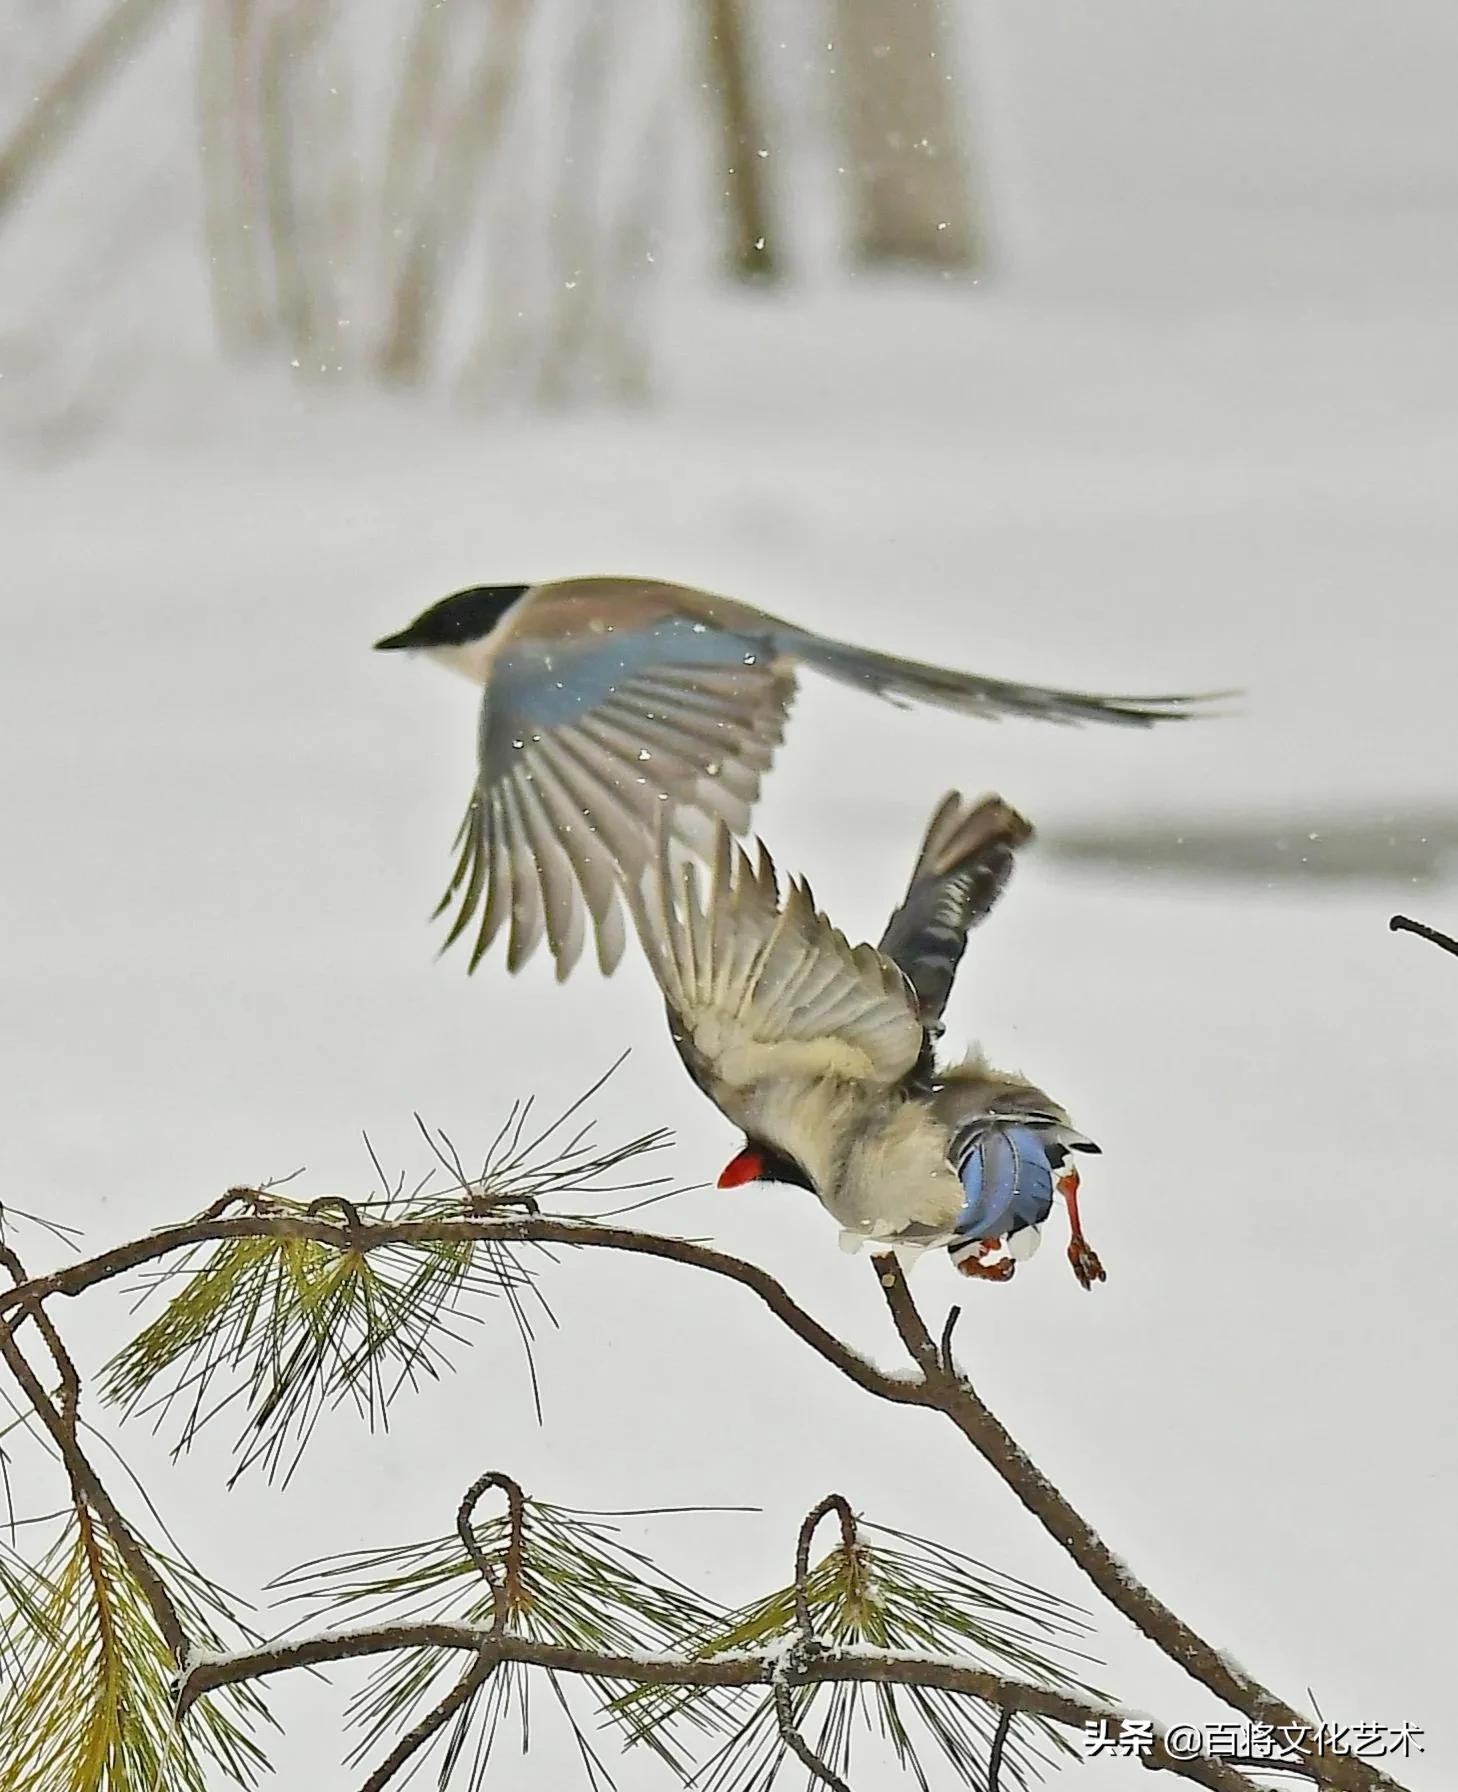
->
[[375, 576, 1213, 981], [626, 791, 1105, 1286]]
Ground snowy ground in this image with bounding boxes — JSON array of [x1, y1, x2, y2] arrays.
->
[[3, 282, 1455, 1788], [4, 4, 1458, 1785]]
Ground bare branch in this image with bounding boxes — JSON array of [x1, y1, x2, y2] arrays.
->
[[355, 1650, 497, 1792], [773, 1670, 853, 1792], [868, 1254, 1402, 1792], [1389, 913, 1458, 958]]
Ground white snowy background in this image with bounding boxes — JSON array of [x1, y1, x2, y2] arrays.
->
[[1, 2, 1456, 1786]]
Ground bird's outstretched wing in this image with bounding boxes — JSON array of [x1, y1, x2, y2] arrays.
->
[[877, 792, 1033, 1031], [629, 823, 925, 1107], [437, 600, 798, 980]]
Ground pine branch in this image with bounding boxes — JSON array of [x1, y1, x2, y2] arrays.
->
[[274, 1473, 722, 1786], [615, 1492, 1103, 1792], [0, 1209, 1417, 1792], [175, 1621, 1265, 1792], [0, 1245, 184, 1660], [3, 1210, 913, 1404], [0, 1247, 268, 1786]]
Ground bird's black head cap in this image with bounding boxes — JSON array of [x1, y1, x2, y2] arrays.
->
[[374, 584, 530, 652]]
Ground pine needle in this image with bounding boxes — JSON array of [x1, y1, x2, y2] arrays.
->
[[613, 1518, 1107, 1792], [275, 1496, 724, 1788], [0, 1513, 269, 1791], [99, 1076, 680, 1484], [99, 1194, 531, 1487]]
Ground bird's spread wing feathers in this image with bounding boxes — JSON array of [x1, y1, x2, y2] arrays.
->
[[436, 618, 797, 979], [878, 792, 1032, 1028], [629, 824, 925, 1099]]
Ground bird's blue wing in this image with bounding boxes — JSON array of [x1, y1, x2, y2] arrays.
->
[[483, 614, 772, 741], [952, 1124, 1055, 1242], [440, 610, 799, 979]]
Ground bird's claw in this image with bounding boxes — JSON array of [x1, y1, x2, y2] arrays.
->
[[956, 1253, 1016, 1282], [1066, 1237, 1106, 1290]]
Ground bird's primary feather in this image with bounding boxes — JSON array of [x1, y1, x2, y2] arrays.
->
[[878, 792, 1033, 1032]]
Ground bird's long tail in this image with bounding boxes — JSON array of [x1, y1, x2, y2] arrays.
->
[[783, 629, 1223, 726]]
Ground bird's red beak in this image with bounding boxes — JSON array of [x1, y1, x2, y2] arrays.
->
[[717, 1148, 764, 1189]]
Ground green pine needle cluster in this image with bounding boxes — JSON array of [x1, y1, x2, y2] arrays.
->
[[98, 1075, 681, 1485], [0, 1517, 269, 1791], [614, 1520, 1106, 1792], [99, 1193, 532, 1486], [275, 1497, 724, 1789]]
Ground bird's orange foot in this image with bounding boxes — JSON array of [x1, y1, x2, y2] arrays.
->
[[956, 1254, 1016, 1282], [1056, 1167, 1106, 1290], [1067, 1237, 1106, 1290]]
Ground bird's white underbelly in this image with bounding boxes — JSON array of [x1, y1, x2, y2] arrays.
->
[[834, 1105, 963, 1239], [742, 1081, 961, 1242]]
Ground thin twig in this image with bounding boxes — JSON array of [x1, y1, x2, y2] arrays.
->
[[773, 1671, 852, 1792], [306, 1195, 365, 1238], [356, 1649, 497, 1792], [987, 1704, 1013, 1792], [939, 1304, 962, 1377], [793, 1494, 858, 1642], [455, 1469, 526, 1631], [1389, 914, 1458, 958]]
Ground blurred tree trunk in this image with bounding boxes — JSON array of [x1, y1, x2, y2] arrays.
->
[[0, 0, 179, 225], [198, 0, 270, 351], [198, 0, 349, 369], [829, 0, 979, 269], [258, 0, 341, 363], [376, 0, 530, 383], [702, 0, 778, 279]]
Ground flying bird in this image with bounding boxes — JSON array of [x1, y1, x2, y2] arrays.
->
[[376, 576, 1215, 981], [626, 791, 1105, 1286]]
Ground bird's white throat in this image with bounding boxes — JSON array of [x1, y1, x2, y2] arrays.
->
[[422, 638, 497, 686]]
